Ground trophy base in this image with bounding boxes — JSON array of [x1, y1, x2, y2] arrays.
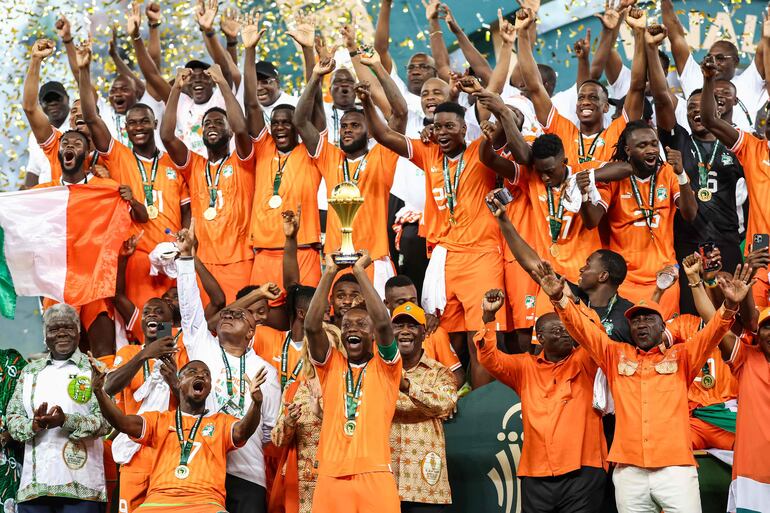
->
[[332, 252, 363, 267]]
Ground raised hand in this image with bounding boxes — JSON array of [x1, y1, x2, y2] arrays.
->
[[339, 23, 357, 52], [497, 8, 517, 45], [479, 120, 497, 141], [519, 0, 541, 12], [573, 29, 591, 59], [473, 88, 506, 114], [358, 48, 382, 67], [645, 24, 667, 46], [249, 366, 269, 404], [595, 0, 625, 31], [665, 146, 684, 175], [74, 39, 92, 69], [625, 7, 647, 31], [745, 246, 770, 274], [703, 246, 723, 281], [353, 249, 372, 273], [196, 0, 218, 32], [221, 8, 242, 40], [481, 289, 505, 322], [127, 2, 142, 38], [682, 252, 703, 280], [174, 67, 192, 89], [701, 54, 718, 79], [287, 11, 316, 49], [532, 261, 565, 300], [422, 0, 441, 21], [146, 2, 161, 25], [457, 75, 483, 94], [312, 57, 336, 77], [258, 282, 282, 301], [204, 63, 227, 86], [176, 218, 196, 257], [425, 313, 439, 335], [315, 35, 334, 61], [485, 190, 508, 219], [576, 170, 591, 194], [354, 81, 371, 103], [120, 231, 144, 257], [56, 16, 72, 41], [655, 265, 679, 290], [514, 8, 535, 32], [158, 354, 179, 394], [440, 3, 459, 31], [31, 39, 55, 60], [281, 208, 300, 239], [241, 11, 265, 49], [141, 336, 178, 359], [718, 264, 756, 308], [87, 351, 108, 392]]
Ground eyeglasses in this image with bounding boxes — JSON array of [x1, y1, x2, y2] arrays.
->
[[707, 53, 736, 63], [407, 64, 435, 72], [220, 310, 247, 320]]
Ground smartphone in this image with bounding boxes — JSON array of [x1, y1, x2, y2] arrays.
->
[[698, 242, 720, 272], [753, 233, 770, 252], [155, 323, 173, 340], [486, 187, 514, 213]]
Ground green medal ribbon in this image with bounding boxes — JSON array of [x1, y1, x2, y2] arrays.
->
[[442, 152, 466, 221], [133, 151, 160, 208], [205, 154, 229, 208], [692, 139, 722, 193], [344, 361, 368, 423], [590, 294, 618, 334], [342, 153, 368, 184], [175, 408, 204, 466], [577, 130, 605, 163], [546, 183, 567, 243], [629, 172, 658, 233], [220, 347, 246, 414], [279, 332, 304, 391], [272, 154, 289, 196]]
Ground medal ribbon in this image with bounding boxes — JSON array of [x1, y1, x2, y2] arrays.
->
[[546, 183, 567, 243], [344, 362, 368, 422], [629, 173, 658, 232], [332, 108, 340, 145], [205, 154, 229, 208], [279, 332, 304, 390], [591, 294, 618, 328], [692, 139, 722, 192], [578, 130, 605, 163], [442, 152, 466, 220], [272, 154, 289, 196], [175, 408, 204, 466], [220, 347, 246, 413], [342, 153, 368, 184], [133, 151, 160, 208]]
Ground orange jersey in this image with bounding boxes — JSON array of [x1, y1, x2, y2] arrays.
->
[[253, 327, 304, 387], [423, 327, 462, 372], [598, 164, 681, 285], [407, 138, 501, 252], [39, 129, 99, 184], [250, 129, 322, 249], [544, 108, 627, 167], [314, 140, 398, 261], [512, 162, 602, 282], [98, 140, 190, 253], [133, 410, 239, 507], [313, 346, 402, 477], [728, 130, 770, 245], [176, 149, 255, 265]]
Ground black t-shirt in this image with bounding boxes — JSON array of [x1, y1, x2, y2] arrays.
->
[[567, 282, 634, 343], [658, 124, 744, 246]]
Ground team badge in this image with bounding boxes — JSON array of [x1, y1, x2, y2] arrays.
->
[[166, 168, 177, 180], [202, 424, 215, 437], [656, 187, 668, 200], [222, 165, 234, 178], [721, 154, 733, 166], [525, 295, 536, 309]]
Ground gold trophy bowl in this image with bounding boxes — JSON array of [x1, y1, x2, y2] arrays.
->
[[328, 181, 365, 266]]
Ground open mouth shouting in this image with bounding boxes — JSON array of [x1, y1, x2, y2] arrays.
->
[[62, 149, 77, 168]]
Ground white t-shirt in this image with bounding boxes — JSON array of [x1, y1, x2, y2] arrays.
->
[[608, 65, 689, 131], [175, 87, 228, 157]]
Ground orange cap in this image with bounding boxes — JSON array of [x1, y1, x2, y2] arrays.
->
[[391, 301, 426, 326], [624, 300, 665, 321], [758, 307, 770, 328]]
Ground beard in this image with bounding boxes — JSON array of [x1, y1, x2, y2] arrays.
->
[[203, 133, 230, 151], [631, 153, 659, 176], [58, 150, 86, 175], [340, 134, 368, 154]]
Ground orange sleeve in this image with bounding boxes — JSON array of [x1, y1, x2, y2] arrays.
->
[[473, 323, 524, 390], [604, 112, 628, 150], [666, 314, 701, 345], [596, 181, 613, 211], [133, 410, 160, 446], [726, 339, 749, 377], [175, 148, 199, 183], [221, 413, 240, 450], [728, 129, 755, 164], [97, 138, 127, 180], [669, 166, 682, 205], [406, 137, 431, 170], [180, 179, 191, 205], [553, 295, 612, 368], [312, 346, 343, 386], [432, 330, 461, 371], [40, 129, 61, 168], [544, 108, 578, 142], [683, 308, 735, 381]]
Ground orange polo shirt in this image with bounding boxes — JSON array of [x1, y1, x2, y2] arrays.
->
[[474, 322, 607, 477], [423, 327, 462, 372], [544, 107, 627, 168], [554, 297, 735, 468]]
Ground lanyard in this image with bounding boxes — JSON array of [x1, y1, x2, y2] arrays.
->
[[205, 155, 229, 208], [332, 108, 340, 145], [133, 151, 160, 207], [279, 332, 304, 391], [62, 153, 99, 185], [220, 347, 246, 413], [546, 182, 567, 243], [442, 152, 466, 221], [272, 154, 290, 195], [590, 294, 618, 326], [342, 153, 368, 184], [692, 139, 721, 190], [629, 173, 657, 234], [578, 130, 604, 163], [736, 98, 753, 127], [175, 408, 204, 466], [344, 361, 368, 421]]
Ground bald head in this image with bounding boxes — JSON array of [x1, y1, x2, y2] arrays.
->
[[421, 78, 452, 118]]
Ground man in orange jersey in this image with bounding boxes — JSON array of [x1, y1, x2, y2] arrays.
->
[[161, 65, 255, 303], [294, 56, 407, 296], [538, 260, 752, 512], [104, 298, 182, 513], [241, 21, 322, 290], [384, 275, 464, 388], [700, 54, 770, 310], [305, 252, 401, 513], [363, 87, 505, 387], [597, 121, 698, 319], [77, 42, 191, 311], [475, 289, 608, 513], [515, 7, 646, 167], [91, 357, 269, 513]]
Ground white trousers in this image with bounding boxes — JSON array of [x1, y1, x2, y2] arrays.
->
[[613, 464, 701, 513]]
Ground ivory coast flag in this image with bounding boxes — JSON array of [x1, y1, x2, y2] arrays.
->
[[0, 184, 132, 318]]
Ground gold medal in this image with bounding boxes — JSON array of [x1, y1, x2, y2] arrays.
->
[[550, 244, 559, 257], [203, 207, 217, 221], [448, 215, 457, 225], [701, 373, 716, 389], [343, 419, 356, 436], [147, 205, 159, 219], [697, 188, 712, 202], [268, 195, 283, 209], [174, 464, 190, 480]]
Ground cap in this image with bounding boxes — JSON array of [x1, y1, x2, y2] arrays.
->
[[255, 61, 279, 79], [391, 302, 426, 326], [624, 300, 665, 321], [39, 81, 68, 102], [758, 307, 770, 328], [185, 59, 211, 70]]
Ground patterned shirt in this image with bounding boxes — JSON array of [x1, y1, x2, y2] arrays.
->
[[0, 349, 26, 506], [390, 353, 457, 504], [6, 350, 110, 502]]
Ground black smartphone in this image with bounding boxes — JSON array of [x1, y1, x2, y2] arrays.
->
[[486, 187, 514, 213], [155, 323, 173, 340], [698, 242, 720, 272], [753, 233, 770, 252]]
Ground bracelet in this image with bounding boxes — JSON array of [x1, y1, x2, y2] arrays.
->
[[132, 34, 142, 41], [226, 39, 238, 47], [62, 38, 73, 44], [349, 50, 360, 58], [149, 22, 161, 28], [704, 277, 718, 288], [179, 255, 194, 261], [430, 30, 443, 37], [677, 172, 689, 185], [205, 30, 216, 38], [687, 279, 703, 288]]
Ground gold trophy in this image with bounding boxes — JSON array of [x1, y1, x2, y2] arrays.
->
[[328, 181, 365, 266]]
